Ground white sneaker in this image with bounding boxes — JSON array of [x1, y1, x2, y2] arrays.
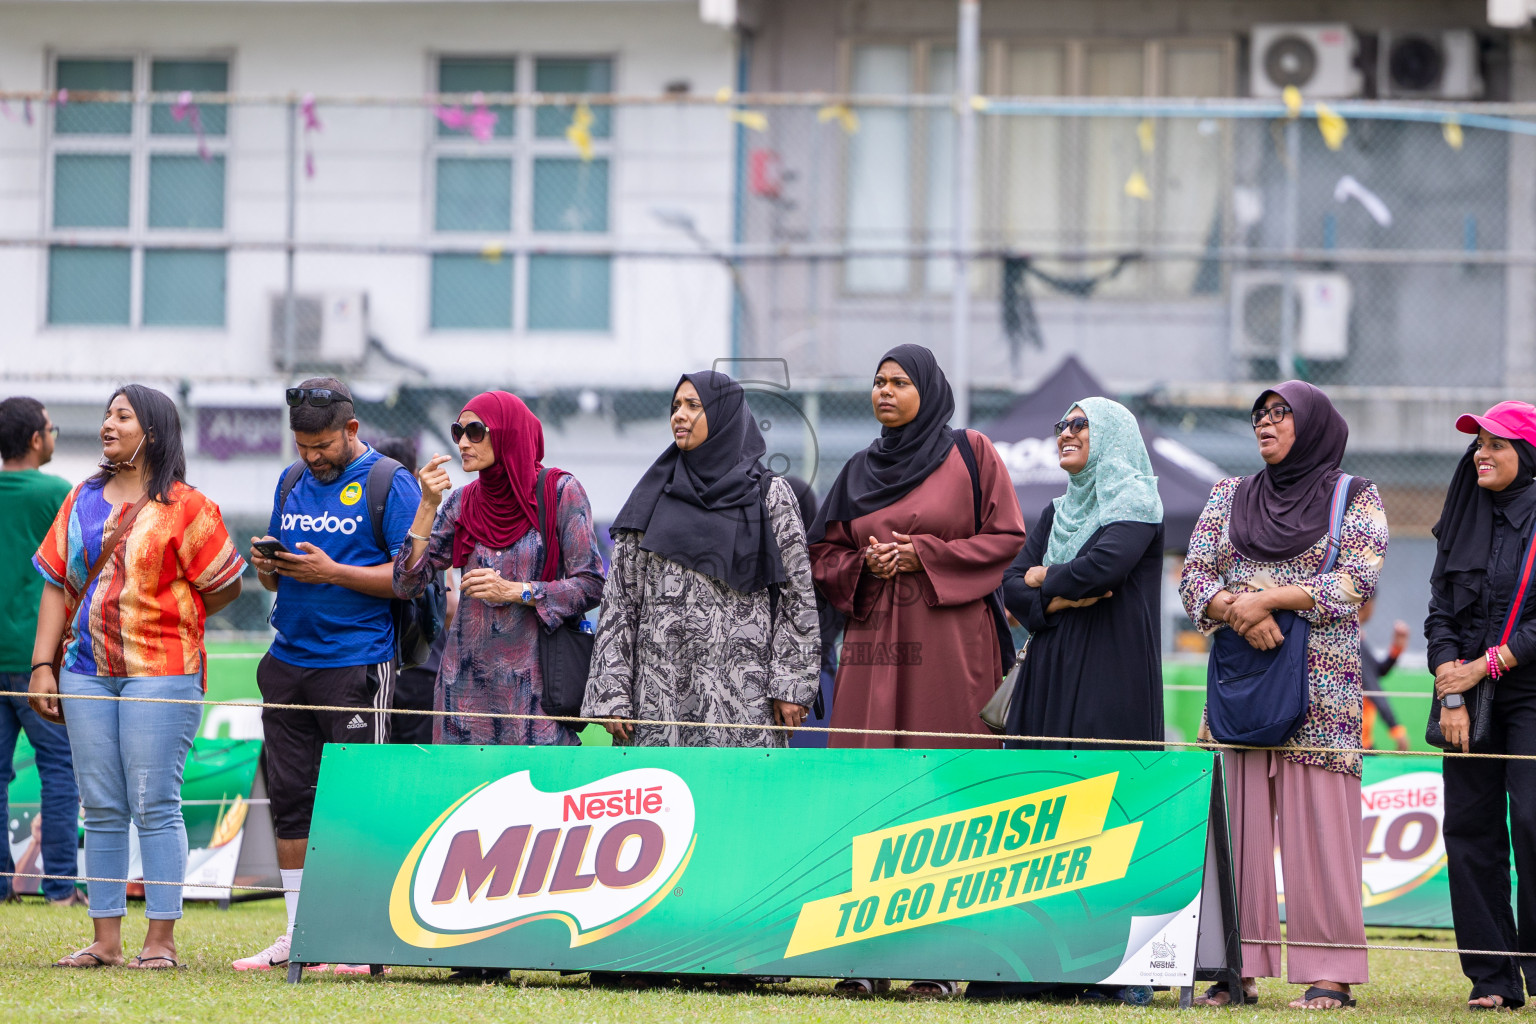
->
[[231, 933, 291, 971]]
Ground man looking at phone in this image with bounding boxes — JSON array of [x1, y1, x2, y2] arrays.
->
[[233, 378, 420, 972], [0, 397, 83, 907]]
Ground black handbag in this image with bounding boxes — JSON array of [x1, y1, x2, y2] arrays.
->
[[532, 469, 596, 726], [1205, 474, 1352, 746], [1426, 518, 1536, 752]]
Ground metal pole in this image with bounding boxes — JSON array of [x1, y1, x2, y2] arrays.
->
[[952, 0, 979, 427], [282, 96, 298, 375], [1277, 117, 1300, 381]]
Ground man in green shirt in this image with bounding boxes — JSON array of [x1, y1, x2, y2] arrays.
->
[[0, 396, 82, 906]]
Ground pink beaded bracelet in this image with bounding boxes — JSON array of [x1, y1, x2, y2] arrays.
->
[[1487, 646, 1503, 681]]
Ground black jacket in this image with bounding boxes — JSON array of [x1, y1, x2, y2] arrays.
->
[[1426, 485, 1536, 682]]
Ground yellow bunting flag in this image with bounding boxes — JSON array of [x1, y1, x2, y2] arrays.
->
[[1282, 85, 1303, 118], [729, 109, 768, 132], [480, 242, 504, 263], [565, 101, 594, 161], [1123, 170, 1151, 200], [715, 86, 734, 103], [1443, 117, 1465, 150], [817, 103, 860, 134], [1137, 118, 1155, 154], [970, 95, 989, 111], [1316, 102, 1348, 150]]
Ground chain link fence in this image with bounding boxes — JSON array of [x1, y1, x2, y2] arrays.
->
[[4, 85, 1534, 637]]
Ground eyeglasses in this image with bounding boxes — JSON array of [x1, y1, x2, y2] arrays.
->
[[450, 421, 489, 444], [286, 387, 352, 409], [45, 425, 60, 439], [1251, 404, 1294, 427], [1054, 416, 1090, 437]]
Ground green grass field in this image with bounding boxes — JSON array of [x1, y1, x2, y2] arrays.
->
[[0, 899, 1483, 1022]]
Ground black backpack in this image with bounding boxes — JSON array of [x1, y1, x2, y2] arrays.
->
[[276, 455, 447, 671]]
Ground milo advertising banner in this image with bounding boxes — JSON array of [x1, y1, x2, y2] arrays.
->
[[293, 746, 1236, 984]]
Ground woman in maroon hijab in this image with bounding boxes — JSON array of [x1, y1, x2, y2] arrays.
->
[[394, 391, 605, 746], [1179, 381, 1389, 1010]]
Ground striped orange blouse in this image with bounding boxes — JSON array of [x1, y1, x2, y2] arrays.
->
[[33, 480, 245, 682]]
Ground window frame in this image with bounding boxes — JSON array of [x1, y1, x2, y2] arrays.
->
[[426, 51, 617, 336], [837, 35, 1236, 300], [42, 50, 233, 330]]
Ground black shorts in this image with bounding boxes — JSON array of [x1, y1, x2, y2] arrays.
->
[[257, 653, 395, 840]]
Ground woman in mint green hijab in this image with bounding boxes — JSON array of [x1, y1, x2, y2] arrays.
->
[[975, 399, 1165, 1004], [1000, 397, 1165, 747]]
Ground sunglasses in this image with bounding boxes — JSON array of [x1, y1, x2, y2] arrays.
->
[[1252, 403, 1294, 427], [1054, 416, 1090, 437], [286, 387, 352, 408], [451, 421, 489, 444]]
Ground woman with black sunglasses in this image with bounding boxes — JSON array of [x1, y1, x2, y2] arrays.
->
[[393, 391, 604, 748]]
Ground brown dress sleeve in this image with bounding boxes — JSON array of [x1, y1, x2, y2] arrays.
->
[[909, 430, 1028, 607], [809, 519, 880, 621]]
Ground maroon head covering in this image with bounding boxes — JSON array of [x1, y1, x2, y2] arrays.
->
[[1229, 380, 1363, 563], [451, 391, 559, 571]]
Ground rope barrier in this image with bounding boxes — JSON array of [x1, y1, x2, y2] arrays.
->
[[3, 868, 1529, 960], [1, 871, 290, 894], [0, 687, 1511, 761], [1, 689, 1513, 760]]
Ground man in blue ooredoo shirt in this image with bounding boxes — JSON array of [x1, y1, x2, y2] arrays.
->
[[232, 377, 420, 972]]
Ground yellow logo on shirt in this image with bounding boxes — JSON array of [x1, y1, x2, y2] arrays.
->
[[339, 481, 363, 506]]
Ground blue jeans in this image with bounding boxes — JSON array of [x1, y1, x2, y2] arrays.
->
[[0, 672, 80, 901], [59, 670, 201, 920]]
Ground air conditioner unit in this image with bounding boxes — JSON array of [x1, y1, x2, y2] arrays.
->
[[268, 291, 368, 369], [1250, 24, 1363, 98], [1378, 30, 1483, 99], [1230, 271, 1353, 361]]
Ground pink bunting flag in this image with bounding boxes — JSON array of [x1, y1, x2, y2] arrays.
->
[[434, 90, 497, 142], [301, 92, 322, 179], [170, 90, 211, 161]]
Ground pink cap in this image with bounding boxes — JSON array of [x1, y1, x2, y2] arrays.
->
[[1456, 400, 1536, 446]]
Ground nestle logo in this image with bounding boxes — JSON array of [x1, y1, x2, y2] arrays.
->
[[563, 786, 663, 822]]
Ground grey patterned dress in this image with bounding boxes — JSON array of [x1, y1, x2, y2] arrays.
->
[[582, 476, 821, 747]]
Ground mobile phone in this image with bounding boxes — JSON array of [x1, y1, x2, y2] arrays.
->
[[253, 538, 291, 558]]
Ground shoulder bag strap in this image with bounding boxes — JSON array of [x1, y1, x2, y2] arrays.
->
[[1499, 518, 1536, 646], [952, 428, 983, 534], [532, 467, 555, 583], [1319, 474, 1353, 574]]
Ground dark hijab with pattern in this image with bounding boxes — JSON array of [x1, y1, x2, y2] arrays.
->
[[808, 344, 957, 544], [611, 371, 784, 593], [1228, 380, 1367, 563]]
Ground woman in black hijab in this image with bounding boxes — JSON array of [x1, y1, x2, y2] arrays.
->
[[1178, 381, 1388, 1010], [1425, 401, 1536, 1011], [807, 344, 1026, 997], [582, 371, 820, 747]]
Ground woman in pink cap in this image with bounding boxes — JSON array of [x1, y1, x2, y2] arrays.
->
[[1426, 400, 1536, 1011]]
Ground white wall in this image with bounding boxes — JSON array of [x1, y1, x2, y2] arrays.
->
[[0, 1, 738, 390]]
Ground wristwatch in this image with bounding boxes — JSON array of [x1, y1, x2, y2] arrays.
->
[[1442, 692, 1466, 709], [521, 584, 533, 604]]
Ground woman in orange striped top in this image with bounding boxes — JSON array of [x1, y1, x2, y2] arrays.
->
[[29, 385, 244, 971]]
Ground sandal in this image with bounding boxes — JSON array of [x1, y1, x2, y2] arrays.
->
[[128, 955, 186, 970], [1469, 995, 1513, 1012], [833, 978, 890, 997], [906, 980, 960, 999], [1292, 985, 1355, 1009], [53, 949, 114, 969], [1195, 982, 1258, 1006]]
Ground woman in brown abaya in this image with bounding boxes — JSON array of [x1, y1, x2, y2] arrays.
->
[[808, 346, 1025, 996]]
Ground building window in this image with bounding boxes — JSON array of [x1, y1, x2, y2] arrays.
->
[[46, 57, 229, 327], [429, 55, 614, 333], [844, 38, 1231, 298]]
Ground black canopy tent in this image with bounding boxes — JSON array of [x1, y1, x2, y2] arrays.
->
[[981, 357, 1225, 551]]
